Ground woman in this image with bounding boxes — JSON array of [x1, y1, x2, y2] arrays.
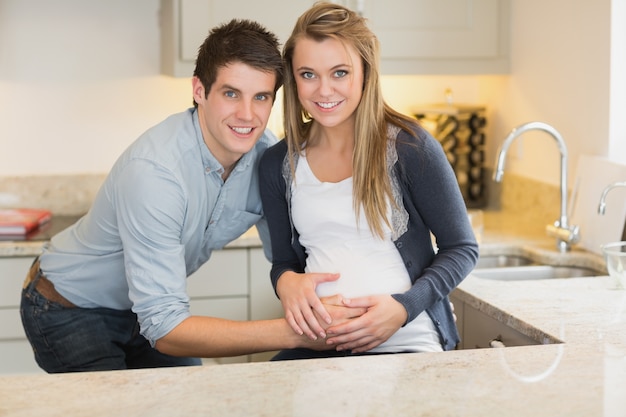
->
[[258, 2, 478, 360]]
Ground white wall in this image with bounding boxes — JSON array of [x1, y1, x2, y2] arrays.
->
[[0, 0, 619, 188], [389, 1, 621, 190], [477, 0, 614, 187], [0, 0, 191, 176], [610, 0, 626, 160]]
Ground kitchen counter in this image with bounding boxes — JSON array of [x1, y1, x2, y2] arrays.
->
[[0, 343, 611, 417], [0, 215, 263, 257], [1, 210, 623, 416], [0, 215, 82, 257]]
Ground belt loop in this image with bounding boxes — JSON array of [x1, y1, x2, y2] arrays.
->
[[25, 256, 42, 291]]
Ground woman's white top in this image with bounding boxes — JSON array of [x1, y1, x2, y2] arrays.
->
[[291, 155, 443, 353]]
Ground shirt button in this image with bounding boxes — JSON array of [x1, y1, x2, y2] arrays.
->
[[396, 242, 403, 248], [205, 167, 210, 173], [406, 261, 412, 268]]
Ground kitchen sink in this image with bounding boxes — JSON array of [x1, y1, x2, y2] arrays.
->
[[471, 265, 603, 281], [474, 255, 535, 269]]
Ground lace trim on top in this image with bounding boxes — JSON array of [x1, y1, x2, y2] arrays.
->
[[282, 124, 409, 241], [386, 124, 409, 240]]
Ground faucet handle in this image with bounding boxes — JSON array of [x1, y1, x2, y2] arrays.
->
[[546, 222, 580, 251]]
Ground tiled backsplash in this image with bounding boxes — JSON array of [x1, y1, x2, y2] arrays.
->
[[0, 172, 562, 230]]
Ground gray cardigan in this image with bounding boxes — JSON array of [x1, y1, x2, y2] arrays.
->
[[258, 122, 478, 350]]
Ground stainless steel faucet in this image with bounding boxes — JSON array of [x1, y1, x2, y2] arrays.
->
[[493, 121, 580, 252], [597, 182, 626, 215]]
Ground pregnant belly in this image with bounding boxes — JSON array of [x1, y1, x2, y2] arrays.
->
[[308, 245, 411, 298]]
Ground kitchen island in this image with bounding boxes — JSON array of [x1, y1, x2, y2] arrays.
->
[[1, 211, 624, 416]]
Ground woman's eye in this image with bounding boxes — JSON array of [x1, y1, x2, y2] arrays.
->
[[300, 71, 315, 80], [334, 70, 348, 78]]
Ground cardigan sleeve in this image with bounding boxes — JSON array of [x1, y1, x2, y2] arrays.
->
[[258, 140, 306, 293], [391, 126, 479, 323]]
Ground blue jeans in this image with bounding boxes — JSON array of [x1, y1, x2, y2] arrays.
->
[[20, 269, 201, 373]]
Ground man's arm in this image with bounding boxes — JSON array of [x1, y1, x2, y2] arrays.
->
[[154, 295, 367, 358], [154, 316, 312, 358]]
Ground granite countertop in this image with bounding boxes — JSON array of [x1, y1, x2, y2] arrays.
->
[[0, 215, 81, 257], [1, 210, 624, 416], [0, 215, 263, 257]]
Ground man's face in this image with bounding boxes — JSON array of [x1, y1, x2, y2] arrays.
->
[[193, 62, 276, 171]]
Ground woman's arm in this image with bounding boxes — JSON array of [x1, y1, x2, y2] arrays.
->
[[391, 127, 479, 323]]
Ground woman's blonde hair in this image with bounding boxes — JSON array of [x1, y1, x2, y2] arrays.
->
[[282, 1, 417, 239]]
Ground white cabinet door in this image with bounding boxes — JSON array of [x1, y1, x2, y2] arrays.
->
[[0, 256, 34, 307], [449, 290, 465, 348], [0, 256, 43, 374], [0, 340, 43, 375], [248, 248, 283, 362], [248, 248, 282, 321], [186, 249, 251, 364], [160, 0, 315, 77], [365, 0, 510, 74], [189, 297, 249, 364], [160, 0, 509, 77], [186, 249, 248, 297]]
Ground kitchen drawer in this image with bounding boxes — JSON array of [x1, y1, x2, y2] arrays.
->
[[0, 309, 26, 340], [189, 296, 249, 364], [187, 249, 248, 298], [0, 339, 43, 375], [0, 257, 36, 307], [189, 297, 248, 321]]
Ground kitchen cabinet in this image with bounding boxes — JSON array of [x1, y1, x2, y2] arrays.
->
[[450, 292, 464, 348], [187, 248, 250, 365], [159, 0, 313, 77], [249, 247, 284, 362], [187, 247, 282, 364], [451, 290, 539, 350], [160, 0, 510, 77], [0, 256, 44, 375]]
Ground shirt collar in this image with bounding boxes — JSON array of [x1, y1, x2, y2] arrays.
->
[[191, 109, 256, 176]]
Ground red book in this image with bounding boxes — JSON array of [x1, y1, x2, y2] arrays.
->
[[0, 208, 52, 235]]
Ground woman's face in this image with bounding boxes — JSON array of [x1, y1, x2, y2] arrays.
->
[[291, 36, 364, 130]]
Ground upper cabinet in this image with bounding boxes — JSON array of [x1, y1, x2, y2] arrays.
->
[[160, 0, 510, 77], [368, 0, 510, 74]]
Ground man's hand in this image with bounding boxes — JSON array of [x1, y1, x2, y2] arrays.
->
[[276, 271, 340, 340]]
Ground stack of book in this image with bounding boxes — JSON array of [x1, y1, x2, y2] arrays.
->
[[0, 208, 52, 237]]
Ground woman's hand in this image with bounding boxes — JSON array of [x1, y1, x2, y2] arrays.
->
[[276, 270, 340, 340], [324, 295, 408, 353], [300, 295, 368, 351]]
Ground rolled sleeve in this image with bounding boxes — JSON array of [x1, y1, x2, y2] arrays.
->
[[114, 159, 192, 346]]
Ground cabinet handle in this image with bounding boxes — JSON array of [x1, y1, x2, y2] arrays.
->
[[489, 336, 506, 348]]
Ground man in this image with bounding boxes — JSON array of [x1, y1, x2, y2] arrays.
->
[[20, 19, 350, 373]]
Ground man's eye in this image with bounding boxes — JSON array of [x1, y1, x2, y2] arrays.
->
[[225, 91, 237, 98], [255, 94, 270, 101]]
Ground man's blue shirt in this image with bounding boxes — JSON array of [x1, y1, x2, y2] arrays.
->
[[40, 108, 275, 345]]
